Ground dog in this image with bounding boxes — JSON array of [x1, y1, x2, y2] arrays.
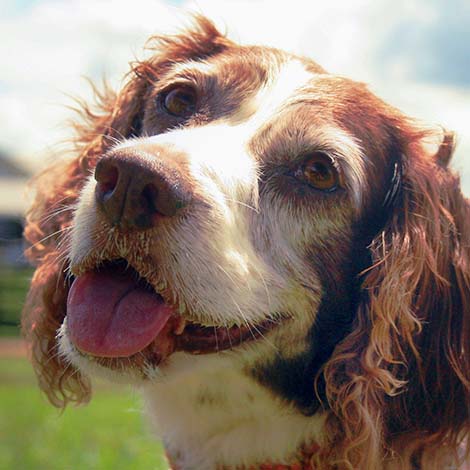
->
[[23, 16, 470, 470]]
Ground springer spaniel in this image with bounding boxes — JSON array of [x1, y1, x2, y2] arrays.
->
[[23, 16, 470, 470]]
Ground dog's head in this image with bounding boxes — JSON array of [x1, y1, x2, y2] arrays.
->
[[23, 16, 470, 468]]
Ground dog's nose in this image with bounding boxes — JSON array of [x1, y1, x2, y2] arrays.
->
[[94, 148, 192, 230]]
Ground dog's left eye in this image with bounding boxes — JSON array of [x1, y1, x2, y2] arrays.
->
[[161, 85, 197, 118], [295, 153, 340, 191]]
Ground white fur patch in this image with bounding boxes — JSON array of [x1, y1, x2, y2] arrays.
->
[[143, 351, 326, 469], [61, 57, 362, 470], [229, 59, 314, 127]]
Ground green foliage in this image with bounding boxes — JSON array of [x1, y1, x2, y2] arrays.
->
[[0, 358, 168, 470], [0, 267, 33, 336]]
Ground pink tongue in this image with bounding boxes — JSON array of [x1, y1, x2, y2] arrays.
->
[[67, 269, 174, 357]]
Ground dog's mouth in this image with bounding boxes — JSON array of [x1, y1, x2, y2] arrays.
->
[[65, 260, 272, 372]]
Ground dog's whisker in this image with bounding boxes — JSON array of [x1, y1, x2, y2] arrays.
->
[[224, 197, 259, 214], [103, 126, 127, 142], [34, 194, 73, 215], [251, 262, 272, 313], [28, 226, 73, 251], [226, 326, 233, 350], [213, 325, 219, 352], [224, 293, 278, 352], [55, 257, 71, 291], [38, 205, 75, 225], [43, 346, 66, 367]]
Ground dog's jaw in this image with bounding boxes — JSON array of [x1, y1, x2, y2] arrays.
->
[[59, 318, 328, 469], [142, 352, 327, 469]]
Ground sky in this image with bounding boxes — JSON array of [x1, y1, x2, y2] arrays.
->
[[1, 0, 469, 193]]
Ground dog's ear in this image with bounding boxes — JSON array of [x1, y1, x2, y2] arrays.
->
[[323, 127, 470, 469], [22, 15, 230, 408]]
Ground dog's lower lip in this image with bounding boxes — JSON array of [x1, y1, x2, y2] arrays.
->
[[67, 260, 276, 367], [174, 320, 272, 354]]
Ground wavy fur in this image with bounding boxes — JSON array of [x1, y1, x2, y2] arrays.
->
[[23, 16, 470, 469], [323, 129, 470, 469]]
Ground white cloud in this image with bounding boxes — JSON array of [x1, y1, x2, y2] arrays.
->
[[0, 0, 184, 168], [1, 0, 469, 194]]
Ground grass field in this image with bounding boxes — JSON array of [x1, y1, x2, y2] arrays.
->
[[0, 357, 168, 470], [0, 266, 32, 336], [0, 267, 168, 469]]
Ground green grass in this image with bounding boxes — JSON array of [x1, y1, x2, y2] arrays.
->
[[0, 357, 168, 470], [0, 266, 33, 336]]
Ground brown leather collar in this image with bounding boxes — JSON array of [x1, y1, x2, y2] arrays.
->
[[166, 442, 321, 470]]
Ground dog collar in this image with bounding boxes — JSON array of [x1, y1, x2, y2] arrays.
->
[[232, 441, 321, 469], [166, 442, 321, 469]]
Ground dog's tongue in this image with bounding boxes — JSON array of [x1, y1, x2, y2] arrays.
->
[[67, 269, 174, 357]]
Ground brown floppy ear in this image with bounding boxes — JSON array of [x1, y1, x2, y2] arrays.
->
[[22, 16, 231, 407], [323, 129, 470, 469]]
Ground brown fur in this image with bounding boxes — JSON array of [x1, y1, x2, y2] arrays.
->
[[23, 16, 470, 469], [322, 127, 470, 469], [23, 15, 233, 407]]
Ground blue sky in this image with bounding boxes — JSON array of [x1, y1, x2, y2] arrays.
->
[[378, 1, 470, 88], [1, 0, 469, 193]]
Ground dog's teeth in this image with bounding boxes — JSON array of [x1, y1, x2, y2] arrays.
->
[[178, 301, 186, 315], [156, 281, 166, 292], [174, 318, 187, 335]]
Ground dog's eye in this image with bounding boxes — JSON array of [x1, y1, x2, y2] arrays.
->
[[295, 153, 340, 191], [161, 86, 197, 118]]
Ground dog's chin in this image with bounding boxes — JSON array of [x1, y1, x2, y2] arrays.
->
[[57, 323, 155, 384], [58, 317, 274, 385], [60, 259, 277, 382]]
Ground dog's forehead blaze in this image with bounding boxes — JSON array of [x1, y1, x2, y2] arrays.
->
[[175, 52, 377, 199], [226, 59, 316, 126], [160, 47, 387, 174], [169, 52, 318, 124]]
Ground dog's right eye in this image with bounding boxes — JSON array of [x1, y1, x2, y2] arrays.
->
[[160, 85, 197, 118], [294, 152, 341, 192]]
